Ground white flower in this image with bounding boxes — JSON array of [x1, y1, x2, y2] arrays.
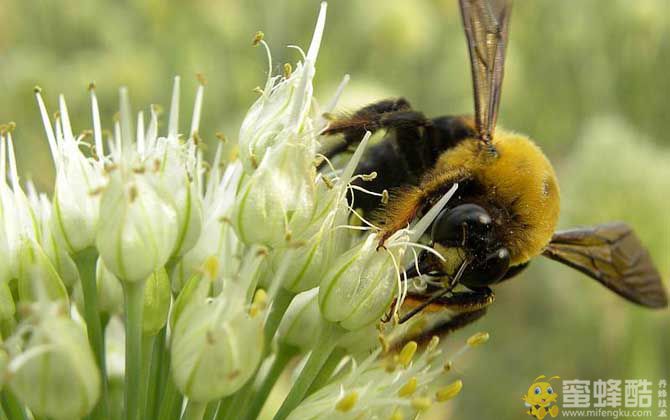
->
[[96, 169, 178, 283], [171, 275, 264, 402], [287, 332, 488, 420], [35, 88, 106, 254], [6, 305, 101, 420], [238, 2, 327, 172]]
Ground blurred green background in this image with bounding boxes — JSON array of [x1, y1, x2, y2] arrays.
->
[[1, 0, 668, 418]]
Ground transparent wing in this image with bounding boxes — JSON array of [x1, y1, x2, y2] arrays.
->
[[459, 0, 511, 144]]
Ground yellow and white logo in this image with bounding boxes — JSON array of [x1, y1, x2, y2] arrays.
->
[[523, 375, 561, 419]]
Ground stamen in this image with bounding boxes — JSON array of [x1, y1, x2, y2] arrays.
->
[[436, 380, 463, 402], [398, 377, 418, 397], [466, 332, 489, 347], [335, 391, 358, 412], [397, 341, 417, 368], [410, 397, 432, 411]]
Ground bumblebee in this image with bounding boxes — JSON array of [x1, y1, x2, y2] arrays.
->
[[321, 0, 667, 336]]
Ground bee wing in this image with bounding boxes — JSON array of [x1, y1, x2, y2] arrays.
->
[[459, 0, 511, 144], [542, 222, 668, 308]]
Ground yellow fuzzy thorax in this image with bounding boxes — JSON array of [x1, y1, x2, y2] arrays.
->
[[434, 130, 561, 265]]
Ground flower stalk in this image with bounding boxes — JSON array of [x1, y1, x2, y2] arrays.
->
[[123, 280, 145, 420], [73, 247, 110, 420]]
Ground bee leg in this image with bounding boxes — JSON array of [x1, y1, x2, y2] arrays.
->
[[497, 261, 530, 284], [395, 307, 489, 350], [321, 98, 430, 159]]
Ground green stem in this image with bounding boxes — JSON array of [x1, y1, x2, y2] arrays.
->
[[180, 401, 206, 420], [272, 324, 342, 420], [263, 288, 295, 353], [157, 374, 181, 420], [146, 328, 167, 419], [138, 334, 156, 420], [123, 280, 145, 420], [75, 247, 110, 420], [305, 347, 346, 396], [242, 345, 297, 420], [0, 390, 26, 420], [202, 402, 219, 420], [213, 396, 233, 420]]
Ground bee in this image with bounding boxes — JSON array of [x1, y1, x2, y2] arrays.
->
[[321, 0, 667, 337]]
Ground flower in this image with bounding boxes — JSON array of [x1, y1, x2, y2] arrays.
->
[[5, 304, 101, 420], [35, 88, 106, 254], [286, 332, 487, 420], [96, 168, 178, 283], [171, 275, 264, 402]]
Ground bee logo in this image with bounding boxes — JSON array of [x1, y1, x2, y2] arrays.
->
[[523, 375, 560, 419]]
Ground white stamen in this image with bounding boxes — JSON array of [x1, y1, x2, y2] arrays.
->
[[339, 131, 372, 187]]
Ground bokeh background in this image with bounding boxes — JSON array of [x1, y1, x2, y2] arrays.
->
[[1, 0, 668, 418]]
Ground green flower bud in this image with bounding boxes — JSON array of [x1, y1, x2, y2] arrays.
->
[[142, 268, 171, 336], [277, 289, 327, 351], [232, 144, 316, 247], [171, 283, 263, 402], [17, 238, 68, 304], [8, 316, 101, 419], [319, 234, 400, 331], [96, 171, 178, 283]]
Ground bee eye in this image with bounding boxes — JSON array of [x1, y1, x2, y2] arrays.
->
[[534, 387, 541, 395], [431, 204, 492, 247], [547, 387, 553, 394]]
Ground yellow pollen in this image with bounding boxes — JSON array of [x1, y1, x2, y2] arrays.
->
[[196, 73, 207, 85], [398, 341, 417, 368], [426, 336, 440, 353], [389, 407, 404, 420], [335, 391, 358, 412], [283, 63, 293, 78], [443, 360, 453, 372], [436, 380, 463, 402], [250, 289, 268, 317], [466, 332, 490, 347], [252, 31, 264, 46], [203, 256, 220, 280], [411, 397, 432, 411], [398, 377, 418, 397]]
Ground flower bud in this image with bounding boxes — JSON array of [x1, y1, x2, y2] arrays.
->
[[232, 144, 315, 247], [36, 93, 104, 254], [171, 283, 263, 402], [8, 316, 101, 419], [96, 171, 178, 283], [319, 234, 399, 331], [277, 289, 327, 351], [17, 238, 68, 304], [142, 268, 171, 336]]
